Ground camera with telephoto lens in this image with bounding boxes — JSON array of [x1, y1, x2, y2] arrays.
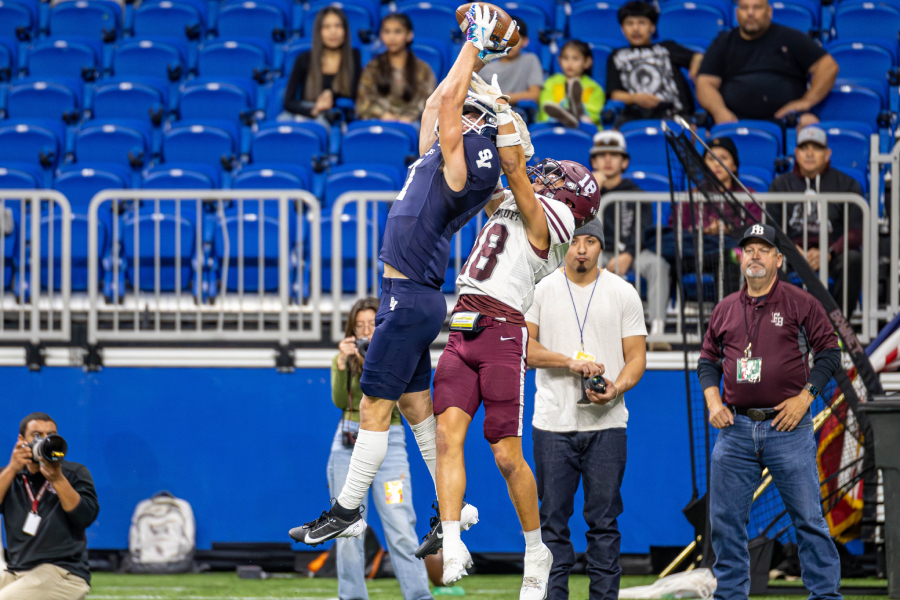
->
[[28, 434, 67, 463], [355, 337, 370, 359], [577, 375, 607, 405]]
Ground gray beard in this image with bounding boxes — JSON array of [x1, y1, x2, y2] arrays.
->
[[745, 266, 767, 279]]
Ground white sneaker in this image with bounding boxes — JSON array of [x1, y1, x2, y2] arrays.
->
[[461, 503, 479, 531], [520, 544, 553, 600], [442, 541, 474, 586]]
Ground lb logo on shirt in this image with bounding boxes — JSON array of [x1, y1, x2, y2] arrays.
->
[[385, 480, 404, 504], [771, 312, 783, 327]]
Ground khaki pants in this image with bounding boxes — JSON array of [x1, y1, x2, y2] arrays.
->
[[0, 564, 89, 600]]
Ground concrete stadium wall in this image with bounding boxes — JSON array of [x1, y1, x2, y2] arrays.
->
[[0, 367, 693, 554]]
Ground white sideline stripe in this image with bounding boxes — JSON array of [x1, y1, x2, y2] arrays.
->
[[89, 596, 338, 599]]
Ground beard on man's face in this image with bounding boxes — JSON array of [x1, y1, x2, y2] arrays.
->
[[575, 262, 588, 273], [744, 262, 767, 279]]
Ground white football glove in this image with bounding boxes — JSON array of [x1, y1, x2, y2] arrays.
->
[[511, 110, 534, 159], [463, 4, 498, 53], [470, 72, 510, 106]]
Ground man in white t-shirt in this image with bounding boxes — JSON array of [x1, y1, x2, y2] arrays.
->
[[524, 218, 647, 600]]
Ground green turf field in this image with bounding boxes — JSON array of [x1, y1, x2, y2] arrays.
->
[[87, 573, 888, 599]]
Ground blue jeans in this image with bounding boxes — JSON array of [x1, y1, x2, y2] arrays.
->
[[327, 422, 431, 600], [710, 413, 842, 600], [533, 427, 627, 600]]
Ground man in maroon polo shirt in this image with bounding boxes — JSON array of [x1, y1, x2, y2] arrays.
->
[[697, 223, 843, 600]]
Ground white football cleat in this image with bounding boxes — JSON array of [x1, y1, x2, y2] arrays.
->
[[442, 541, 474, 587], [520, 544, 553, 600], [461, 502, 480, 531]]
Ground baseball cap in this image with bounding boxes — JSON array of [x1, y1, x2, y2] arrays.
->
[[738, 223, 779, 249], [590, 130, 628, 157], [574, 217, 605, 250], [707, 136, 740, 170], [797, 125, 828, 148]]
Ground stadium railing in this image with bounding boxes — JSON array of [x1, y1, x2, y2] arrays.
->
[[0, 190, 71, 345], [86, 190, 321, 346], [869, 135, 899, 323], [600, 192, 876, 343]]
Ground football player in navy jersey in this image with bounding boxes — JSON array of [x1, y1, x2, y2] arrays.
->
[[290, 5, 518, 547]]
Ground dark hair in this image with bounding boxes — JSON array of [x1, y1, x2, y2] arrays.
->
[[344, 297, 379, 375], [305, 6, 354, 101], [373, 13, 419, 104], [706, 136, 740, 171], [617, 1, 659, 25], [20, 412, 56, 437], [560, 40, 593, 77], [509, 14, 527, 38]]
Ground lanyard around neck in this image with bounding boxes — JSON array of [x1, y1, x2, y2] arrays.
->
[[22, 475, 51, 514], [563, 267, 601, 351]]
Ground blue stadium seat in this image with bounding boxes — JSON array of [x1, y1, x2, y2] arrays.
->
[[210, 209, 282, 294], [112, 38, 188, 82], [133, 1, 205, 42], [841, 166, 868, 194], [324, 165, 398, 209], [6, 79, 81, 123], [249, 121, 328, 171], [826, 41, 894, 106], [122, 209, 196, 293], [584, 40, 614, 92], [0, 0, 34, 41], [394, 2, 457, 43], [74, 121, 152, 168], [320, 214, 375, 293], [232, 163, 311, 191], [770, 0, 818, 33], [26, 37, 101, 81], [627, 169, 672, 192], [411, 39, 445, 80], [815, 84, 884, 127], [29, 211, 106, 293], [345, 119, 417, 149], [49, 0, 121, 42], [177, 79, 255, 123], [569, 3, 626, 46], [142, 163, 219, 189], [53, 164, 129, 239], [146, 0, 209, 24], [530, 127, 594, 164], [217, 1, 287, 42], [302, 1, 376, 44], [279, 38, 311, 75], [0, 164, 42, 189], [819, 125, 869, 171], [162, 122, 237, 169], [340, 125, 416, 171], [90, 78, 169, 125], [658, 3, 727, 44], [0, 120, 65, 169], [710, 121, 782, 174], [620, 120, 680, 168], [835, 2, 900, 44], [497, 2, 550, 40], [198, 39, 270, 80], [738, 165, 772, 191], [0, 36, 16, 81]]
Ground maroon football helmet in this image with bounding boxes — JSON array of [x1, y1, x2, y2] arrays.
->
[[528, 159, 601, 228]]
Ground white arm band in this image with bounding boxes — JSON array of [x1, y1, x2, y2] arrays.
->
[[495, 133, 522, 148], [496, 110, 514, 126]]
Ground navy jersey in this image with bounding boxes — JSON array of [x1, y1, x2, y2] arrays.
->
[[380, 134, 501, 289]]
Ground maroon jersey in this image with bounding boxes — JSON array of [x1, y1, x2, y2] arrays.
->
[[700, 277, 839, 408]]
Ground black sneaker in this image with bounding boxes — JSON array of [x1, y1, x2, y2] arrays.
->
[[289, 505, 367, 546], [415, 500, 479, 558]]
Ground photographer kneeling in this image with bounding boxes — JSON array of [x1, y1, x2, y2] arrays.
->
[[328, 298, 430, 600], [0, 412, 99, 600]]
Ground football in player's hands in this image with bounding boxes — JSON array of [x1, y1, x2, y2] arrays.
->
[[456, 3, 520, 49]]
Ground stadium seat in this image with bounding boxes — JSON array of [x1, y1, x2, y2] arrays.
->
[[162, 122, 237, 169], [198, 39, 270, 80], [177, 79, 255, 123], [302, 1, 376, 44], [737, 165, 772, 191], [111, 39, 188, 82], [0, 36, 17, 81], [232, 163, 311, 191], [53, 164, 129, 238], [819, 125, 869, 171], [394, 2, 457, 43], [27, 211, 106, 293], [279, 38, 312, 76], [74, 121, 152, 169], [770, 1, 818, 33], [122, 209, 196, 293], [249, 121, 328, 172], [569, 3, 626, 46], [815, 84, 884, 127], [826, 41, 894, 106], [584, 40, 614, 92], [6, 79, 81, 123], [496, 2, 551, 40], [132, 1, 205, 42], [49, 0, 121, 42], [142, 163, 219, 189], [0, 164, 42, 189], [0, 120, 65, 169], [324, 165, 399, 209], [627, 169, 672, 192], [411, 38, 445, 80], [835, 2, 900, 45], [90, 78, 169, 125], [0, 0, 34, 41], [340, 125, 416, 171], [210, 210, 282, 294], [658, 3, 727, 44], [320, 213, 375, 293], [841, 166, 868, 194], [710, 121, 782, 174], [26, 37, 101, 81], [217, 1, 287, 42], [529, 127, 594, 164]]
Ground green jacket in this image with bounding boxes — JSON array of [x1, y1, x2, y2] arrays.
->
[[537, 74, 605, 127], [331, 354, 402, 425]]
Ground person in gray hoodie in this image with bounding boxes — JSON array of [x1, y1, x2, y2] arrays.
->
[[768, 125, 864, 315]]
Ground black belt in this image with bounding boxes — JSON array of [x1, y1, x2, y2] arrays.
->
[[729, 406, 777, 421]]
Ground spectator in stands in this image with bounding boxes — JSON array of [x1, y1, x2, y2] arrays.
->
[[478, 17, 543, 107], [768, 126, 864, 314], [283, 7, 361, 124], [329, 298, 431, 600], [356, 14, 436, 123], [607, 1, 703, 125], [538, 40, 604, 129], [0, 412, 99, 600], [591, 131, 671, 349], [696, 0, 838, 128]]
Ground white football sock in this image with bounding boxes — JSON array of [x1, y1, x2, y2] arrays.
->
[[442, 520, 461, 551], [410, 414, 438, 490], [524, 528, 543, 553], [337, 429, 389, 511]]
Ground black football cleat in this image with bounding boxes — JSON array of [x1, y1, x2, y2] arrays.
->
[[415, 500, 479, 558], [289, 505, 367, 546]]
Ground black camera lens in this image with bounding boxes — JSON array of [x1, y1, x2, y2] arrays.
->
[[355, 337, 370, 358], [588, 375, 607, 394], [30, 434, 67, 463]]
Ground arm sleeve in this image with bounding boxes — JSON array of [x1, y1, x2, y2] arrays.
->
[[64, 465, 99, 530], [539, 198, 576, 248], [355, 62, 382, 120], [606, 51, 624, 94], [331, 354, 350, 410], [808, 347, 842, 393], [698, 33, 728, 76], [662, 41, 696, 68], [621, 285, 649, 337], [804, 298, 841, 355], [283, 53, 314, 117], [582, 76, 605, 126], [697, 357, 724, 391], [699, 306, 724, 364]]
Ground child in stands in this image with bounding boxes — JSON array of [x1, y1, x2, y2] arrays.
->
[[538, 40, 604, 129]]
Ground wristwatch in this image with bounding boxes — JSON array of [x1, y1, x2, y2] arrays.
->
[[804, 382, 820, 399]]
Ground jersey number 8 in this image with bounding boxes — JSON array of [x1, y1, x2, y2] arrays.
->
[[462, 223, 509, 282]]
